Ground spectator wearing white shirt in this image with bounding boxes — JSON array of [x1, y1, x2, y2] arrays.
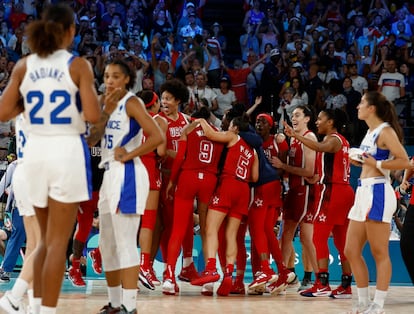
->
[[378, 58, 406, 102], [180, 13, 203, 40], [349, 64, 368, 95], [213, 76, 237, 120]]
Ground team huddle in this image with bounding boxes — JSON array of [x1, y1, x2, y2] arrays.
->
[[0, 3, 412, 314]]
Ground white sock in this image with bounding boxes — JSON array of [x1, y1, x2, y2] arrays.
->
[[11, 278, 28, 300], [357, 287, 370, 306], [373, 289, 387, 308], [28, 289, 34, 309], [39, 305, 56, 314], [183, 257, 193, 268], [33, 297, 41, 314], [108, 285, 122, 308], [122, 288, 137, 312]]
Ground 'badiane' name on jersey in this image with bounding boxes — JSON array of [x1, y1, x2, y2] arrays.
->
[[28, 67, 65, 83]]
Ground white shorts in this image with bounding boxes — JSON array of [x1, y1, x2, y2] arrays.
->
[[99, 212, 141, 271], [21, 135, 92, 207], [348, 177, 396, 223], [12, 164, 35, 217], [98, 160, 149, 215]]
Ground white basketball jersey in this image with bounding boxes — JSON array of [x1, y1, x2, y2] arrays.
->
[[100, 91, 144, 165], [19, 50, 87, 135], [15, 113, 28, 160]]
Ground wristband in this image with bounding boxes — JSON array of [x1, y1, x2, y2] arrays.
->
[[376, 160, 383, 170]]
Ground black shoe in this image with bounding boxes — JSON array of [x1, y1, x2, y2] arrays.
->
[[97, 303, 120, 314], [0, 269, 10, 283], [119, 305, 137, 314]]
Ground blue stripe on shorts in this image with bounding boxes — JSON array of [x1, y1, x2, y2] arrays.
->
[[367, 183, 385, 221], [119, 160, 137, 214]]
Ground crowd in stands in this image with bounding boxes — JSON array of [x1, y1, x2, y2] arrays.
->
[[0, 1, 412, 145], [0, 2, 412, 312]]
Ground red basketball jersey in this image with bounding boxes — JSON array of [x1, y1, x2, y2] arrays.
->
[[221, 137, 255, 182], [159, 111, 189, 170], [320, 132, 351, 185], [182, 124, 225, 174]]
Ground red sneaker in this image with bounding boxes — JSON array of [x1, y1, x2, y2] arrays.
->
[[89, 249, 102, 275], [149, 266, 161, 286], [268, 270, 289, 295], [248, 270, 278, 290], [300, 279, 331, 297], [191, 269, 220, 286], [139, 266, 155, 290], [68, 266, 86, 287], [178, 262, 200, 282], [216, 275, 232, 296], [330, 285, 352, 299], [230, 279, 245, 295]]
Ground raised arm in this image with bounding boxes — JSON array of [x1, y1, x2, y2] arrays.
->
[[283, 121, 341, 153]]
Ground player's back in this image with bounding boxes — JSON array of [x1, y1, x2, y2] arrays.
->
[[20, 50, 86, 136], [221, 137, 255, 182], [182, 124, 224, 174]]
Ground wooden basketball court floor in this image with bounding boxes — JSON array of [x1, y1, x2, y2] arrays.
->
[[1, 278, 413, 314]]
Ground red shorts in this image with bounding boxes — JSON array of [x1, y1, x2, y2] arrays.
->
[[315, 183, 355, 225], [283, 184, 321, 223], [175, 170, 218, 204], [209, 176, 250, 219], [142, 156, 161, 191], [250, 180, 282, 210]]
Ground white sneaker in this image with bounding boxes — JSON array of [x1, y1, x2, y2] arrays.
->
[[361, 302, 385, 314], [0, 291, 26, 314], [201, 283, 214, 296], [162, 279, 177, 296]]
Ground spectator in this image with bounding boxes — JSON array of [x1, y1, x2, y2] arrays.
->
[[320, 40, 343, 74], [176, 2, 203, 33], [242, 0, 265, 31], [305, 63, 324, 112], [100, 2, 118, 31], [151, 9, 173, 40], [210, 22, 227, 53], [325, 79, 347, 111], [349, 63, 368, 95], [204, 37, 223, 89], [342, 76, 365, 146], [367, 0, 391, 22], [193, 71, 218, 111], [391, 8, 414, 40], [8, 3, 27, 31], [256, 20, 279, 55], [240, 23, 260, 63], [260, 48, 284, 115], [378, 57, 406, 102], [213, 76, 237, 120], [150, 35, 171, 93], [244, 50, 265, 107], [179, 13, 203, 40]]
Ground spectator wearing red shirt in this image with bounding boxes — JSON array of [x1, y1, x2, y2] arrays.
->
[[8, 3, 27, 31]]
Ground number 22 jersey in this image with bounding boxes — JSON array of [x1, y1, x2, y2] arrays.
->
[[19, 50, 87, 136]]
